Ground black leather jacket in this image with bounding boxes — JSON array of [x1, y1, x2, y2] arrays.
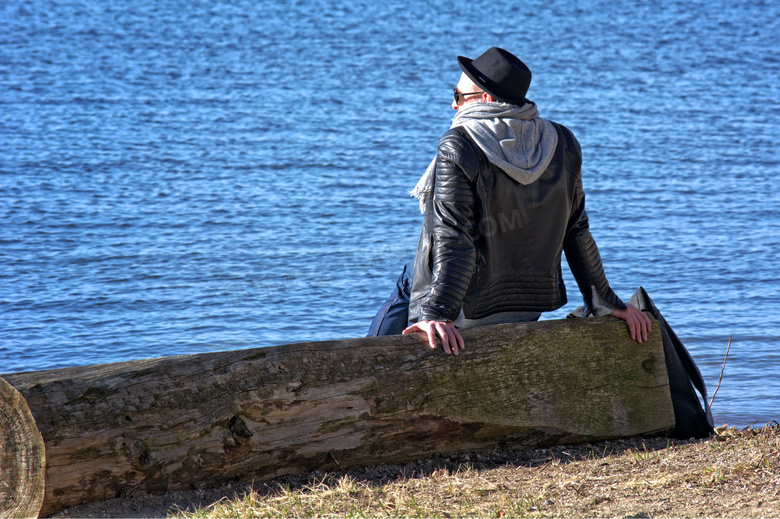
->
[[408, 122, 626, 323]]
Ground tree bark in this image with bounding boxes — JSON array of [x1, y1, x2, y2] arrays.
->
[[0, 377, 45, 519], [2, 317, 674, 516]]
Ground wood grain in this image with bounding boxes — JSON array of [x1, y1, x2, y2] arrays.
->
[[0, 377, 45, 519]]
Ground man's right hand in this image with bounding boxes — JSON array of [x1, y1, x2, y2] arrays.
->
[[610, 304, 652, 343], [402, 320, 465, 355]]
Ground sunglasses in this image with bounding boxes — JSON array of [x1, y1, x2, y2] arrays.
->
[[453, 88, 484, 104]]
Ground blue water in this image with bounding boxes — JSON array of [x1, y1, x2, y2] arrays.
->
[[2, 0, 778, 428]]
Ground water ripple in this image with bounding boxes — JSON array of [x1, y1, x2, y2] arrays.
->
[[2, 0, 779, 426]]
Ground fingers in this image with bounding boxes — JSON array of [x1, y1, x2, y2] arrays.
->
[[612, 305, 652, 344], [640, 310, 652, 342], [633, 306, 651, 343], [434, 321, 457, 355], [626, 305, 652, 343], [641, 309, 652, 328], [452, 326, 466, 350], [449, 325, 464, 354], [429, 324, 444, 352], [403, 321, 446, 351], [402, 321, 465, 355], [435, 321, 452, 354], [402, 324, 421, 335], [437, 322, 466, 355], [628, 318, 640, 342], [628, 308, 639, 342]]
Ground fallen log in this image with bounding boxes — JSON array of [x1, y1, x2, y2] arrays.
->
[[1, 316, 674, 517]]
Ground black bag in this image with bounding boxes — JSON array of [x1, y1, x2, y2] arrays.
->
[[627, 287, 714, 439]]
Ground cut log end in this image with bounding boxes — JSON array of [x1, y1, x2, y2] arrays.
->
[[1, 377, 45, 519]]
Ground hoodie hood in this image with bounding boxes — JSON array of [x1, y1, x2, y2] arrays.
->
[[411, 101, 559, 213], [451, 101, 558, 185]]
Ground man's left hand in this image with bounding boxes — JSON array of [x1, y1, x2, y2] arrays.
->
[[403, 320, 465, 355]]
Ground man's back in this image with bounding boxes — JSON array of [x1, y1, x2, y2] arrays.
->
[[409, 122, 583, 321], [369, 47, 651, 354]]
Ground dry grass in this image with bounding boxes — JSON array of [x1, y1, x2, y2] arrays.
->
[[168, 423, 779, 519]]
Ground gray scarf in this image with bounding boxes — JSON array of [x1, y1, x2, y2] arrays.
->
[[410, 101, 559, 212]]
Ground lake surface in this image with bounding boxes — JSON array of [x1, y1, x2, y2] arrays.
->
[[2, 0, 778, 427]]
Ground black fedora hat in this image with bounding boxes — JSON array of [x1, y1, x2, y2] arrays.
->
[[457, 47, 531, 105]]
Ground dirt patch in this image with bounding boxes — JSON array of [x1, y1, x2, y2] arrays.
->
[[54, 424, 779, 518]]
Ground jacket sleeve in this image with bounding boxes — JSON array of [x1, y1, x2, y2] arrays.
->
[[561, 131, 627, 312], [419, 130, 480, 322]]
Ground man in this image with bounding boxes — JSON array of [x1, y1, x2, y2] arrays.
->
[[369, 47, 651, 354]]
